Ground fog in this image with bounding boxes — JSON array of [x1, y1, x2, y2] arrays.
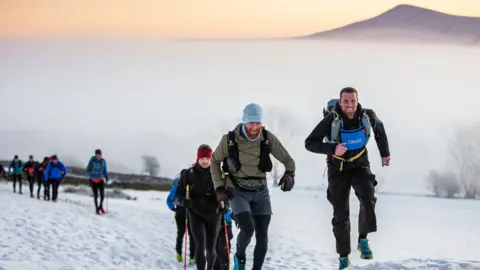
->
[[1, 37, 479, 193]]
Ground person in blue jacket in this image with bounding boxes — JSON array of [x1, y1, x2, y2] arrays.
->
[[86, 149, 109, 215], [166, 174, 196, 265], [214, 207, 234, 270], [8, 155, 24, 194], [44, 155, 68, 202]]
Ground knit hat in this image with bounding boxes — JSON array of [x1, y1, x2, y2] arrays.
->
[[95, 149, 102, 155], [242, 103, 263, 124]]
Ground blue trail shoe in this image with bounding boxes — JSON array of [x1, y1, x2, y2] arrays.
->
[[357, 239, 374, 259], [233, 254, 246, 270], [339, 257, 351, 269]]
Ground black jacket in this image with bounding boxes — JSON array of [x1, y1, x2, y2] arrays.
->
[[23, 161, 39, 175], [305, 103, 390, 171], [176, 163, 220, 218]]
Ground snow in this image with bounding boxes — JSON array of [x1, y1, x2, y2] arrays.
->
[[1, 182, 480, 269]]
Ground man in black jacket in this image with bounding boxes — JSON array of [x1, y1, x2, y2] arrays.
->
[[176, 144, 223, 270], [305, 87, 390, 269], [23, 155, 38, 198]]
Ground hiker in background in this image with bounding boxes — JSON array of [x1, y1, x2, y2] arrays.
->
[[214, 207, 234, 270], [36, 157, 49, 200], [177, 144, 222, 270], [44, 155, 68, 202], [0, 164, 7, 179], [86, 149, 109, 215], [8, 155, 24, 194], [23, 155, 38, 198], [166, 173, 196, 265]]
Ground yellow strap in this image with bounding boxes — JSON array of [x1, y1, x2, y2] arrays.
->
[[332, 148, 366, 171]]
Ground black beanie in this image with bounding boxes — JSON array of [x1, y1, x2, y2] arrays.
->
[[95, 149, 102, 155]]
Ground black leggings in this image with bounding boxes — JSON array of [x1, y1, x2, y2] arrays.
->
[[235, 212, 271, 270], [27, 175, 35, 196], [12, 174, 22, 192], [214, 221, 233, 270], [189, 212, 221, 270], [91, 181, 105, 211], [175, 206, 196, 259], [37, 176, 44, 199]]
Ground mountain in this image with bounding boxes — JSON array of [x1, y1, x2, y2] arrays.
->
[[300, 4, 480, 45]]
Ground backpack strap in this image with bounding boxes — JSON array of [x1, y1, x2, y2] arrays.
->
[[360, 110, 372, 144], [328, 111, 342, 143], [224, 131, 241, 174], [258, 128, 273, 172]]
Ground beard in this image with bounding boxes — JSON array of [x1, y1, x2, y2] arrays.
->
[[246, 128, 261, 138]]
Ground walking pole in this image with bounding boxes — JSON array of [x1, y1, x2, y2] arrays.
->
[[221, 201, 231, 265], [184, 185, 190, 270]]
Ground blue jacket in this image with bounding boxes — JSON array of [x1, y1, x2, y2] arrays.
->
[[166, 177, 180, 211], [85, 156, 108, 180], [8, 160, 23, 175], [224, 209, 232, 224], [44, 161, 68, 181]]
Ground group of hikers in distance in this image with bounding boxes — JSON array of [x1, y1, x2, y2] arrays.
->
[[2, 149, 110, 215], [164, 86, 390, 270]]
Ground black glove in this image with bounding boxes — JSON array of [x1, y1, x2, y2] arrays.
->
[[89, 179, 93, 187], [182, 199, 192, 209], [105, 177, 109, 183], [216, 187, 233, 202], [278, 171, 295, 192]]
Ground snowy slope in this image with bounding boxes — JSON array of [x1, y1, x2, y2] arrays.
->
[[1, 182, 480, 270]]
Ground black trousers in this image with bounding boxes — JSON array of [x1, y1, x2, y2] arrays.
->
[[27, 174, 35, 196], [175, 206, 195, 259], [234, 212, 271, 270], [189, 212, 221, 270], [91, 181, 105, 211], [37, 174, 44, 199], [45, 180, 60, 201], [213, 220, 233, 270], [12, 174, 22, 192], [327, 166, 377, 257]]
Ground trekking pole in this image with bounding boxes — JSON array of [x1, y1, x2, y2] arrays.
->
[[184, 184, 190, 270], [221, 201, 231, 264]]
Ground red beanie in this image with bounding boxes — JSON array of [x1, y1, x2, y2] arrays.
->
[[197, 149, 212, 159]]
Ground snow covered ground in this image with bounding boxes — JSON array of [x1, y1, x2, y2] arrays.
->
[[1, 182, 480, 270]]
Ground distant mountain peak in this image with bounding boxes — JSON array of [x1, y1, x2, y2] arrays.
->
[[299, 4, 480, 45]]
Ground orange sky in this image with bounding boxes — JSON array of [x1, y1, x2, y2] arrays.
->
[[1, 0, 480, 38]]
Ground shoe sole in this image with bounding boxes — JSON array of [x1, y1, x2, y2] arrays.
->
[[357, 247, 374, 259]]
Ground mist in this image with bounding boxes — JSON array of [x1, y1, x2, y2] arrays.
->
[[1, 37, 479, 193]]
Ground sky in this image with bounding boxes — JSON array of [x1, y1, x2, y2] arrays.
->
[[1, 0, 480, 38]]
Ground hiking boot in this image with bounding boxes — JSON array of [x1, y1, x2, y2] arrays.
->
[[233, 254, 246, 270], [357, 239, 373, 259], [96, 210, 101, 215], [189, 258, 195, 265], [101, 208, 106, 214], [339, 257, 351, 269], [176, 253, 183, 263]]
